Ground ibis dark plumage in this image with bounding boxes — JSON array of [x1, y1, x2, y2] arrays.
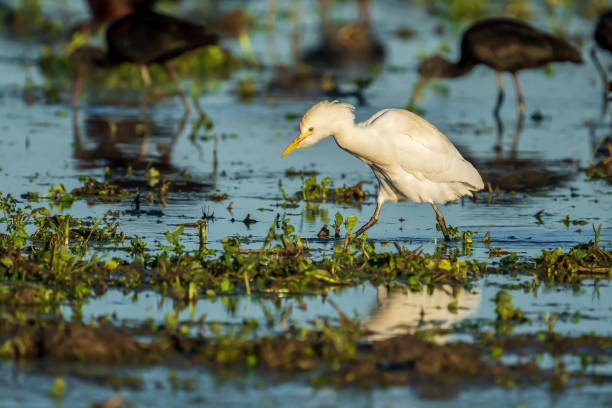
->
[[592, 10, 612, 115], [410, 18, 582, 116], [72, 10, 218, 114], [69, 0, 157, 38]]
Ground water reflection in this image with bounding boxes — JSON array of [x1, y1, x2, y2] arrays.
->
[[365, 284, 481, 342], [493, 103, 524, 154], [71, 110, 188, 171], [463, 114, 576, 193], [304, 0, 384, 72]]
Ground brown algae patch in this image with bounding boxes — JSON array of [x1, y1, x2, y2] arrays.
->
[[0, 317, 544, 392]]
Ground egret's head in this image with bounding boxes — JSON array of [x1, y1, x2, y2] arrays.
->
[[282, 101, 355, 157]]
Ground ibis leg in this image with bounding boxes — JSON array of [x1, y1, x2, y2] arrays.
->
[[139, 65, 153, 113], [163, 62, 191, 114], [493, 108, 504, 153], [591, 47, 610, 116], [511, 71, 525, 152], [511, 102, 525, 154], [511, 71, 524, 116], [354, 196, 383, 237], [493, 71, 505, 117], [71, 66, 86, 110], [431, 203, 450, 242]]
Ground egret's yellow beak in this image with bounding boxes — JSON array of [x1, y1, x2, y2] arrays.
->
[[281, 129, 312, 157]]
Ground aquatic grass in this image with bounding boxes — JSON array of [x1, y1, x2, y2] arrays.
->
[[494, 225, 612, 283], [0, 195, 483, 307], [296, 175, 367, 204]]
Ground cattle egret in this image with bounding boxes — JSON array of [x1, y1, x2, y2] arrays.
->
[[281, 101, 484, 241]]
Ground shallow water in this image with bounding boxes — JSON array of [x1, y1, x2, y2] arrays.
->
[[1, 0, 612, 406]]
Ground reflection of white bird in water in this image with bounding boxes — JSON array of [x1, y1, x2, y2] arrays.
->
[[282, 101, 484, 240], [366, 285, 481, 342]]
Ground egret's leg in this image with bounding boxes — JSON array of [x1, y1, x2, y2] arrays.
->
[[431, 203, 450, 242], [163, 62, 191, 114], [511, 71, 524, 116], [591, 47, 610, 116], [354, 196, 383, 237], [139, 65, 153, 113], [493, 71, 505, 117]]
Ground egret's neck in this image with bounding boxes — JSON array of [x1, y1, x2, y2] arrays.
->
[[331, 120, 372, 159]]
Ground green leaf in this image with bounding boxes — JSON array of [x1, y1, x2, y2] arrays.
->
[[165, 312, 178, 330], [438, 259, 452, 271], [334, 212, 343, 227], [447, 301, 458, 314], [345, 214, 358, 231], [50, 378, 66, 399], [220, 279, 232, 292]]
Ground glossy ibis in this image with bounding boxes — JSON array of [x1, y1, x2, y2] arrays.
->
[[72, 10, 218, 115], [69, 0, 158, 37], [281, 101, 483, 241], [592, 10, 612, 115], [409, 18, 582, 117]]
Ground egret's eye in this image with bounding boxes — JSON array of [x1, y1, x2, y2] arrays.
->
[[308, 127, 314, 132]]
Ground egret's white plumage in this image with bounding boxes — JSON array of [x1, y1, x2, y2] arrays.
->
[[282, 101, 484, 240]]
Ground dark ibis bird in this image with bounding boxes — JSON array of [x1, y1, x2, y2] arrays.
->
[[592, 10, 612, 115], [71, 10, 218, 115], [409, 18, 582, 117], [69, 0, 158, 38]]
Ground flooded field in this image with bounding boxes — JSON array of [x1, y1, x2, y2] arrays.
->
[[1, 0, 612, 406]]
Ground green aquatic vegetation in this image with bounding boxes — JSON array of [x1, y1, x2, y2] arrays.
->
[[534, 242, 612, 283], [493, 226, 612, 283], [70, 177, 130, 201], [494, 290, 526, 321], [49, 378, 66, 400], [297, 175, 367, 204], [0, 196, 484, 305], [37, 38, 239, 104], [41, 184, 75, 209], [585, 144, 612, 184], [562, 215, 588, 227], [301, 175, 331, 202]]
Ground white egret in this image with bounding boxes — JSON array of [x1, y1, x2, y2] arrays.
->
[[281, 101, 484, 241]]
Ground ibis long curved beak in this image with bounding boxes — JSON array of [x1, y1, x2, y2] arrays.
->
[[281, 129, 312, 157]]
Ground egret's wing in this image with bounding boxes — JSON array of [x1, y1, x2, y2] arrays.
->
[[367, 109, 483, 189]]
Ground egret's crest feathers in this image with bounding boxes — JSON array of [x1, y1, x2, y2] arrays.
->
[[300, 100, 355, 130]]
